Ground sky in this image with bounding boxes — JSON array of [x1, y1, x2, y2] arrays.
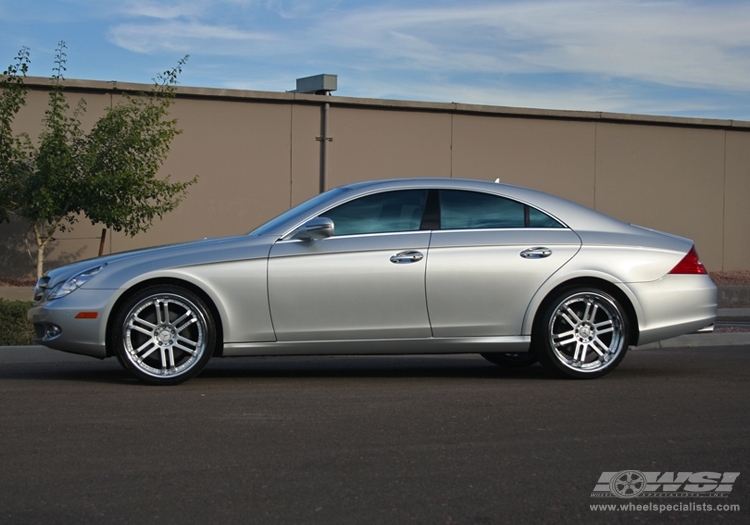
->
[[2, 0, 750, 120]]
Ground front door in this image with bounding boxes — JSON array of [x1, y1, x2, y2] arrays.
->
[[268, 190, 431, 341]]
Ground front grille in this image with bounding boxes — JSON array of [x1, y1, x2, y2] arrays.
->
[[33, 277, 50, 303]]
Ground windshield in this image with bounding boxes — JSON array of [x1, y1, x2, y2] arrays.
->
[[248, 187, 349, 236]]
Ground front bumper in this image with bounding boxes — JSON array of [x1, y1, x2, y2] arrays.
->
[[27, 289, 115, 358]]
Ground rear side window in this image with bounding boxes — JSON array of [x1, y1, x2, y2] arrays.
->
[[440, 190, 524, 229], [321, 190, 428, 236], [528, 207, 563, 228], [439, 190, 563, 230]]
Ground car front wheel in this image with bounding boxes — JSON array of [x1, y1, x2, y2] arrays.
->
[[112, 285, 216, 385], [534, 287, 630, 379]]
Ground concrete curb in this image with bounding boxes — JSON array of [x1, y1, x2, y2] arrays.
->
[[0, 346, 112, 364], [633, 332, 750, 349], [717, 308, 750, 322], [718, 286, 750, 308]]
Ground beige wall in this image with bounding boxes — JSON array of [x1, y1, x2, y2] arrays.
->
[[328, 107, 453, 187], [594, 123, 727, 270], [452, 115, 596, 207], [1, 77, 749, 276], [725, 131, 750, 271]]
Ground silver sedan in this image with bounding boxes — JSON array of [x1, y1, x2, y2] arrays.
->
[[28, 178, 717, 384]]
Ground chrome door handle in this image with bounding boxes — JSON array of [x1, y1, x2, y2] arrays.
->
[[390, 251, 424, 264], [520, 247, 552, 259]]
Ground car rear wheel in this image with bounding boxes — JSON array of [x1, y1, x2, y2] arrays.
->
[[480, 352, 538, 367], [112, 285, 215, 385], [534, 287, 630, 379]]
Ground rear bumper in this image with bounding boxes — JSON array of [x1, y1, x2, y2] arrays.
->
[[628, 274, 717, 346]]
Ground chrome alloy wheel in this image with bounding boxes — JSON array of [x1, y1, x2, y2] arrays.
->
[[122, 293, 208, 379], [548, 291, 625, 373]]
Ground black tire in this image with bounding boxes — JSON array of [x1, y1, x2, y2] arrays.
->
[[533, 286, 630, 379], [111, 285, 216, 385], [481, 352, 538, 368]]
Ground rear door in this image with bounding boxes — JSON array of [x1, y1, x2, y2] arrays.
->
[[426, 190, 581, 337]]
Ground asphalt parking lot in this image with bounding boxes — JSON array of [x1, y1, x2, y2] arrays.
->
[[0, 344, 747, 525]]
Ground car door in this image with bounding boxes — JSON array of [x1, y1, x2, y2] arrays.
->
[[426, 189, 581, 337], [268, 189, 432, 341]]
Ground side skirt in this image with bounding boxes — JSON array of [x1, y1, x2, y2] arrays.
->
[[222, 336, 531, 357]]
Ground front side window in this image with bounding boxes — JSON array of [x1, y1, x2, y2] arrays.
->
[[321, 190, 428, 236]]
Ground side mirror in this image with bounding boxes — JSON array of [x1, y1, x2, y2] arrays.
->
[[289, 217, 334, 241]]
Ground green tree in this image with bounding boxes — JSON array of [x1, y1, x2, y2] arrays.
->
[[0, 47, 31, 224], [0, 42, 197, 278]]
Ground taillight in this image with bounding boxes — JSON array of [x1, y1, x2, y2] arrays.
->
[[669, 246, 707, 275]]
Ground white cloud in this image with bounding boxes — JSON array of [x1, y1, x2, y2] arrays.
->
[[119, 1, 207, 20], [98, 0, 750, 116], [110, 1, 750, 91], [311, 1, 750, 91], [110, 21, 277, 54]]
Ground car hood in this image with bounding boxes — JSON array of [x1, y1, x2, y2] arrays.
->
[[42, 234, 275, 288]]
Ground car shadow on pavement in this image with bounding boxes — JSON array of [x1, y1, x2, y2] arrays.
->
[[5, 349, 738, 384], [198, 355, 555, 381], [0, 355, 557, 384]]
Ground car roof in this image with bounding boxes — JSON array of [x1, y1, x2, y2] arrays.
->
[[337, 178, 632, 234]]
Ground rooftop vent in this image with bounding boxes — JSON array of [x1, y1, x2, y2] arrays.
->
[[294, 74, 337, 95]]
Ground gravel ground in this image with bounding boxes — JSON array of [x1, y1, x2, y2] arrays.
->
[[0, 277, 36, 287], [716, 326, 750, 333], [710, 270, 750, 286]]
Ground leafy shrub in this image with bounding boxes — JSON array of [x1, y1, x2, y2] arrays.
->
[[0, 299, 34, 345]]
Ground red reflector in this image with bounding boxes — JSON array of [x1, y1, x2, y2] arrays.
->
[[75, 312, 99, 319], [669, 246, 707, 275]]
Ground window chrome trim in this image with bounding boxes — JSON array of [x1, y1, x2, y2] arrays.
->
[[276, 229, 430, 243]]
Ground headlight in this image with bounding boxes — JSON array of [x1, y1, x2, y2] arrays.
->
[[46, 265, 106, 301]]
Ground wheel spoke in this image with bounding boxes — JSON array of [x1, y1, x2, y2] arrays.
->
[[573, 343, 582, 361], [174, 342, 198, 355], [128, 323, 154, 337], [175, 317, 198, 333], [131, 316, 156, 330], [135, 340, 157, 358], [592, 337, 609, 355], [582, 301, 592, 322], [579, 343, 588, 363], [154, 300, 163, 325], [175, 333, 198, 347], [162, 301, 172, 323], [561, 308, 580, 327], [554, 335, 577, 347]]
